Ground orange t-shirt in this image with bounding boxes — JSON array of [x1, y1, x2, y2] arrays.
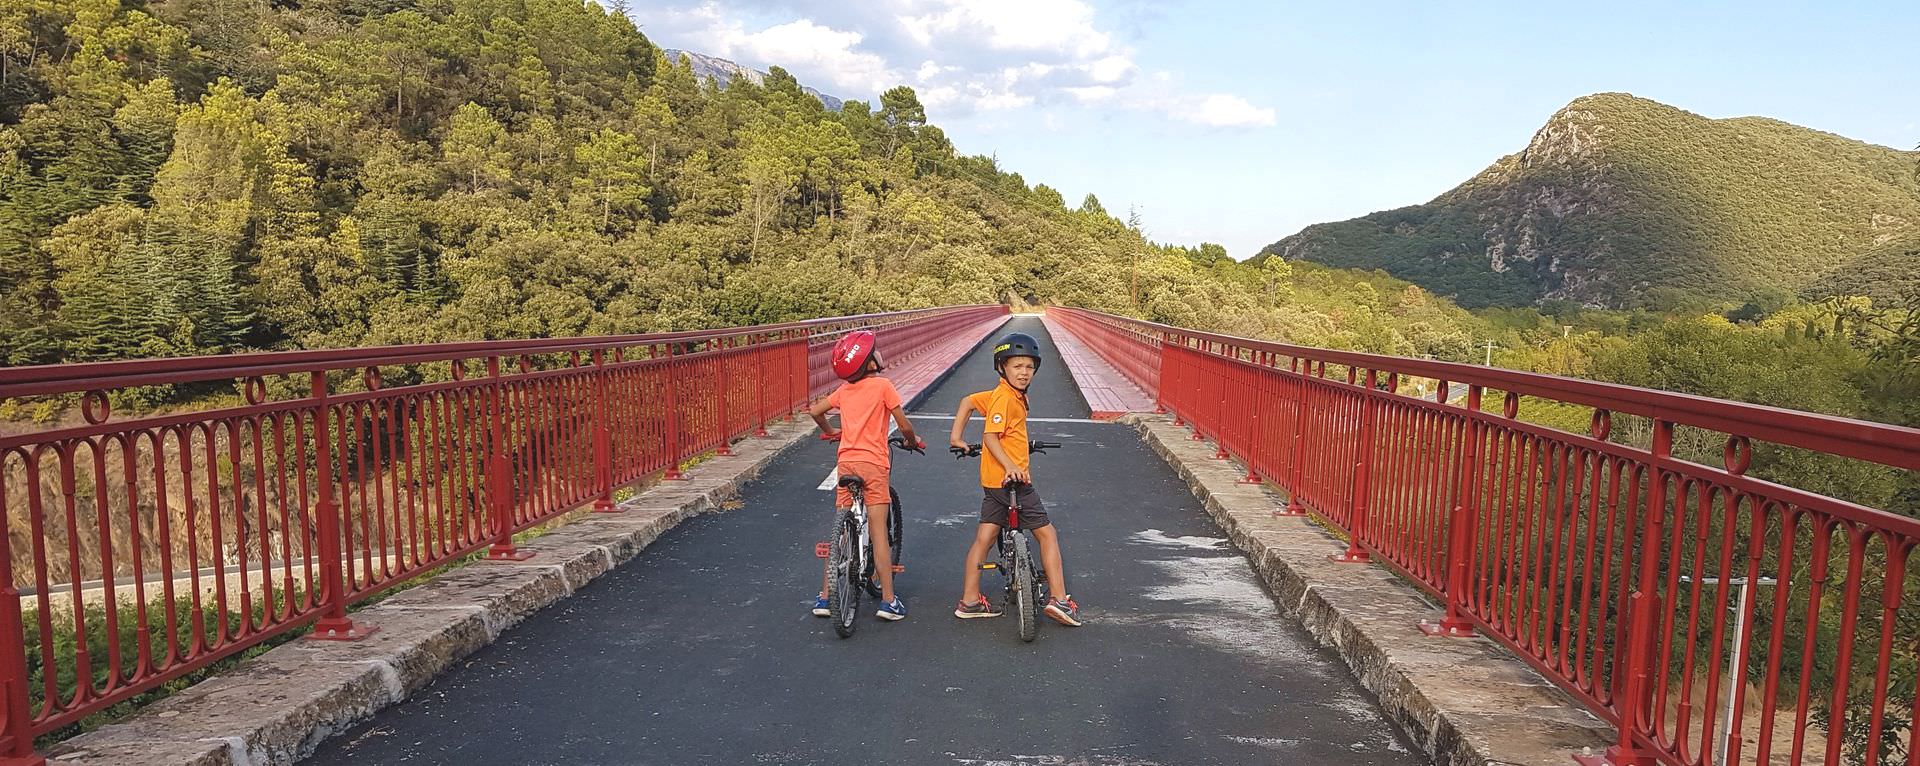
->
[[979, 380, 1030, 488], [828, 376, 903, 468]]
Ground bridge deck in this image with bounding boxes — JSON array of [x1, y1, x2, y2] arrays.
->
[[308, 317, 1423, 765]]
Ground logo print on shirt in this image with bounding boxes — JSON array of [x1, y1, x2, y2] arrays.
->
[[992, 414, 1003, 424]]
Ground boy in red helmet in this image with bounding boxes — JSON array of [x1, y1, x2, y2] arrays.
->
[[808, 329, 923, 621]]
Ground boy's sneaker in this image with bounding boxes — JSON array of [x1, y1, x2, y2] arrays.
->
[[877, 597, 907, 621], [811, 595, 831, 617], [954, 597, 1001, 619], [1044, 596, 1083, 627]]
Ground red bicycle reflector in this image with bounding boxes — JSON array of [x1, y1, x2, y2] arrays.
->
[[891, 565, 905, 573], [814, 542, 830, 558]]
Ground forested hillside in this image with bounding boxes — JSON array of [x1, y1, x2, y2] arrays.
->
[[0, 0, 1494, 384], [1262, 93, 1920, 308]]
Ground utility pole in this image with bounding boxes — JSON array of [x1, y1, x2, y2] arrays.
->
[[1679, 574, 1778, 766], [1483, 340, 1496, 367]]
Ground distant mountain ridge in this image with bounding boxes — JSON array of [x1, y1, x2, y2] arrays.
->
[[664, 49, 844, 111], [1260, 93, 1920, 308]]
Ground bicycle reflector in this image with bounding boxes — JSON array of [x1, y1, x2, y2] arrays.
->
[[815, 542, 830, 558]]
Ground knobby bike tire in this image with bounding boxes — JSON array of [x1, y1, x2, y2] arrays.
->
[[1012, 533, 1038, 642], [829, 512, 860, 638]]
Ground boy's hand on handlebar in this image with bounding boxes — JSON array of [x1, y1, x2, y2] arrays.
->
[[1007, 466, 1031, 484], [950, 436, 970, 452]]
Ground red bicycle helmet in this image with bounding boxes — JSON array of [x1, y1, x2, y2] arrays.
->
[[831, 330, 882, 380]]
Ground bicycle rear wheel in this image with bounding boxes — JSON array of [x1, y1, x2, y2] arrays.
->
[[887, 487, 903, 565], [1012, 533, 1038, 642], [828, 512, 860, 638]]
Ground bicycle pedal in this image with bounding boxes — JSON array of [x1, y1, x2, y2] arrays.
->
[[891, 565, 905, 573], [814, 542, 829, 558]]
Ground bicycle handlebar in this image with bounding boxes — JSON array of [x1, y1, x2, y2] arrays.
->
[[950, 441, 1064, 458], [887, 435, 926, 454]]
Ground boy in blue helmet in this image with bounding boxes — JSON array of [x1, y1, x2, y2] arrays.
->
[[950, 332, 1082, 626]]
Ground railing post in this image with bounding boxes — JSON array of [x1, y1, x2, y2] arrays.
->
[[753, 335, 771, 437], [309, 371, 378, 638], [1239, 361, 1263, 484], [591, 349, 619, 513], [1576, 590, 1664, 766], [1578, 419, 1672, 765], [663, 346, 688, 481], [1332, 368, 1376, 563], [1276, 357, 1308, 517], [1423, 385, 1481, 636], [1212, 356, 1233, 459], [715, 338, 735, 457], [486, 358, 535, 560], [0, 474, 42, 764]]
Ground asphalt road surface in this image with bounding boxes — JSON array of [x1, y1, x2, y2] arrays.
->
[[308, 316, 1426, 766]]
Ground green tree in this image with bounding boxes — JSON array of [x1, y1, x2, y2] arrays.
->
[[573, 128, 649, 232]]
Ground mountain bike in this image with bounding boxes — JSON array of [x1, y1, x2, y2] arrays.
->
[[816, 435, 922, 638], [951, 440, 1062, 642]]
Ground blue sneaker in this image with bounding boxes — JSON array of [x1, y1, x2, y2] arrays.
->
[[812, 594, 831, 617], [877, 597, 907, 621]]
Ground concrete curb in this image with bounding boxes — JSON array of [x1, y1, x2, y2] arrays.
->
[[1125, 413, 1614, 766], [44, 420, 819, 766]]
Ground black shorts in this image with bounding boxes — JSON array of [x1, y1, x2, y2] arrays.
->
[[980, 485, 1049, 529]]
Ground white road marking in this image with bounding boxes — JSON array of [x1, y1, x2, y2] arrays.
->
[[906, 414, 1104, 424]]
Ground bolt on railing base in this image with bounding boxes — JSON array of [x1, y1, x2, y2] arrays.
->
[[1272, 503, 1306, 517], [662, 466, 689, 481], [1417, 618, 1476, 638], [486, 544, 536, 561], [716, 443, 735, 457], [1213, 445, 1231, 459], [1236, 472, 1262, 485], [1189, 431, 1206, 442], [754, 425, 771, 437], [591, 498, 623, 514], [307, 617, 379, 642]]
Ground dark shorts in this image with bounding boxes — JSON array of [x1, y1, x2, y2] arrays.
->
[[980, 484, 1049, 529]]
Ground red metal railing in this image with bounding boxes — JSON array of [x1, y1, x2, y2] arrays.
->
[[1050, 306, 1920, 766], [0, 305, 1005, 760]]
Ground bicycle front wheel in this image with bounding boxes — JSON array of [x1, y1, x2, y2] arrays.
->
[[1012, 533, 1038, 642], [828, 512, 861, 638]]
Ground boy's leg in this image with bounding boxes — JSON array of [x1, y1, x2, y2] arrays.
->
[[960, 522, 999, 603], [867, 502, 894, 602], [1032, 525, 1069, 602]]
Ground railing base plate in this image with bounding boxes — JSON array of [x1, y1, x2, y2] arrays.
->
[[1329, 549, 1371, 564], [308, 620, 379, 642], [1417, 619, 1476, 638], [487, 546, 536, 561]]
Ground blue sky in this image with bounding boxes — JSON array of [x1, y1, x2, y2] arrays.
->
[[634, 1, 1920, 259]]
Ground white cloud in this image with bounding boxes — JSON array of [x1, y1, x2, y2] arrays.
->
[[1186, 93, 1278, 128], [734, 20, 897, 93], [633, 1, 1273, 130]]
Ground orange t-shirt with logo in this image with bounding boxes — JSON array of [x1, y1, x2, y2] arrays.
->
[[979, 380, 1030, 488], [828, 376, 903, 468]]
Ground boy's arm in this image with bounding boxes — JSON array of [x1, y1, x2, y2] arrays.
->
[[889, 406, 923, 449], [948, 396, 978, 450], [808, 398, 838, 438], [981, 431, 1028, 484]]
